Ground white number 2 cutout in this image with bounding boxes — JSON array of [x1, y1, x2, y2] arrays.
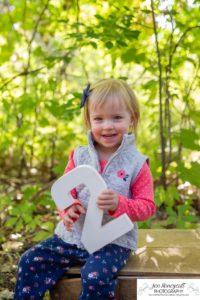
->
[[51, 165, 133, 254]]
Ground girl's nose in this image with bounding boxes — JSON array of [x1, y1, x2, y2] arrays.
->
[[103, 120, 114, 129]]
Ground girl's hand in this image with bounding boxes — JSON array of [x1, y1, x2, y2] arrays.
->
[[97, 189, 119, 212], [63, 204, 85, 231]]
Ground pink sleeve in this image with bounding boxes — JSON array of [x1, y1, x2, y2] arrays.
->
[[64, 150, 76, 173], [109, 162, 156, 221], [58, 150, 81, 219], [64, 150, 77, 199]]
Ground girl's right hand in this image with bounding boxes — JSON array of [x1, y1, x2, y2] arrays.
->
[[63, 204, 85, 231]]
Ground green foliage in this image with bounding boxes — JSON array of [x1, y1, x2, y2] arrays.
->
[[154, 186, 198, 229], [0, 0, 200, 244], [178, 162, 200, 188]]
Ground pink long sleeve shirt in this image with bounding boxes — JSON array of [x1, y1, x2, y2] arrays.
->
[[59, 150, 156, 222]]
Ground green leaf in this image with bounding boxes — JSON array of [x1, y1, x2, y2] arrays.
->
[[166, 186, 180, 207], [90, 41, 97, 49], [105, 41, 113, 49], [176, 220, 186, 229], [179, 129, 200, 150], [182, 215, 199, 222], [155, 186, 166, 207], [5, 217, 18, 228], [142, 80, 158, 90], [124, 30, 140, 40], [166, 207, 177, 217], [41, 222, 54, 232], [95, 14, 104, 20], [141, 9, 152, 14], [177, 204, 190, 216], [116, 40, 128, 47], [22, 214, 33, 223], [32, 231, 52, 242], [189, 111, 200, 125], [16, 218, 24, 231], [53, 161, 66, 175], [38, 192, 55, 208], [178, 162, 200, 188], [166, 216, 176, 225], [121, 48, 137, 63], [138, 219, 152, 229], [121, 49, 145, 64]]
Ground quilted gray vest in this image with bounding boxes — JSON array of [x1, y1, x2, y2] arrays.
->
[[55, 132, 147, 251]]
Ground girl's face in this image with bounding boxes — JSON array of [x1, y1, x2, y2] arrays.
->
[[89, 97, 133, 156]]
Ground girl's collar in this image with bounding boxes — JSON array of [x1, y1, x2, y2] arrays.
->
[[87, 131, 135, 152], [87, 131, 135, 171]]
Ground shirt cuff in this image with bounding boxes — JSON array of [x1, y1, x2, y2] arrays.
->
[[58, 199, 82, 219], [108, 194, 126, 218]]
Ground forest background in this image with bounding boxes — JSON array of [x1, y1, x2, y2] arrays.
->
[[0, 0, 200, 298]]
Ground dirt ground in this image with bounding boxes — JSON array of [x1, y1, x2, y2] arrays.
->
[[0, 250, 19, 299]]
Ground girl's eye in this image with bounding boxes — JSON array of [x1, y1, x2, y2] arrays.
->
[[114, 115, 123, 120], [93, 117, 102, 121]]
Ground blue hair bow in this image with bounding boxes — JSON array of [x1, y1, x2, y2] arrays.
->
[[80, 83, 90, 108]]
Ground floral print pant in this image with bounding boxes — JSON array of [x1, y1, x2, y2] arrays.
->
[[14, 234, 130, 300]]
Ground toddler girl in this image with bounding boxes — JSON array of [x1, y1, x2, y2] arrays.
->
[[14, 78, 156, 300]]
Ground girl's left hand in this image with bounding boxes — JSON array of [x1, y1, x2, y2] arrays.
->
[[97, 189, 119, 212]]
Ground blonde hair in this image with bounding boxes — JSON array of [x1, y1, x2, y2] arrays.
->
[[83, 78, 140, 134]]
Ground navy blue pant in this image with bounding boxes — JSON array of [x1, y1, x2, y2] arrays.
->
[[14, 234, 130, 299]]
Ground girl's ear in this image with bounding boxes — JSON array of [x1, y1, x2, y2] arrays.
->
[[129, 117, 135, 133], [130, 117, 135, 126], [129, 123, 134, 133]]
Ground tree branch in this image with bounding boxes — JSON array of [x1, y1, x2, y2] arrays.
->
[[0, 68, 44, 90], [24, 0, 50, 93], [172, 25, 200, 57], [165, 11, 175, 166], [151, 0, 166, 189]]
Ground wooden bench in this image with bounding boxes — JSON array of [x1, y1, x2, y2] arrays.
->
[[50, 229, 200, 300]]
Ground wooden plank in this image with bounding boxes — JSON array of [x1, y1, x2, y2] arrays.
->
[[67, 248, 200, 276], [50, 275, 200, 300], [50, 278, 81, 300], [123, 229, 200, 275], [116, 277, 136, 300], [137, 229, 200, 248], [50, 277, 137, 300], [67, 230, 200, 276], [121, 247, 200, 275]]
